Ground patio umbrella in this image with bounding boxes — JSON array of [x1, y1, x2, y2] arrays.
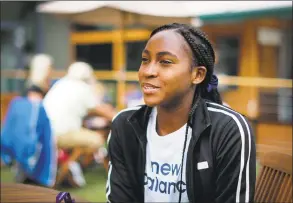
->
[[36, 1, 195, 28], [36, 1, 292, 27]]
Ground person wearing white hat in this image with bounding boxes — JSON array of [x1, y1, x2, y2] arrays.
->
[[43, 61, 116, 186], [44, 61, 115, 149]]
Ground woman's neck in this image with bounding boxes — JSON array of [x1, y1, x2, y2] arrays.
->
[[27, 91, 43, 101], [156, 92, 194, 136]]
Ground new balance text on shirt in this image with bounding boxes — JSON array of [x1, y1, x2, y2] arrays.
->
[[144, 161, 186, 194]]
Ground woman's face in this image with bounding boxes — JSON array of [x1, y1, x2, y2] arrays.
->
[[138, 30, 202, 107]]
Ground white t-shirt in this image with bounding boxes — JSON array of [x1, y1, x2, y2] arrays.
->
[[43, 77, 100, 135], [144, 108, 192, 203]]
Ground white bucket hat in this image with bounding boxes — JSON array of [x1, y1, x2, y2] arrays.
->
[[66, 62, 94, 83]]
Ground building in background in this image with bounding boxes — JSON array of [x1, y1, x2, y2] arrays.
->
[[197, 4, 292, 147], [1, 1, 292, 146]]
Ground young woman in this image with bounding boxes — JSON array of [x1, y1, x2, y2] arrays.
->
[[106, 23, 256, 203]]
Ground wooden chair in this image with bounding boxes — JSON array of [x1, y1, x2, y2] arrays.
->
[[55, 117, 111, 187], [255, 151, 292, 203], [256, 144, 292, 158], [81, 117, 111, 171], [55, 145, 109, 188]]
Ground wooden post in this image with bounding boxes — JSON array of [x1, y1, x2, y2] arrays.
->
[[113, 11, 127, 110], [239, 20, 260, 119]]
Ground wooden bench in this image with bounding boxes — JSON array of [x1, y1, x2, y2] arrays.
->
[[255, 151, 292, 203]]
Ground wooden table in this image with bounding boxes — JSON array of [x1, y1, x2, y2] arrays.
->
[[1, 183, 90, 202]]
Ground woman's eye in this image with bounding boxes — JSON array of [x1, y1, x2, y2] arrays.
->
[[160, 60, 173, 65], [141, 57, 149, 63]]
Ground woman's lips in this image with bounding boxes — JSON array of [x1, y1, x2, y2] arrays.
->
[[142, 83, 160, 94]]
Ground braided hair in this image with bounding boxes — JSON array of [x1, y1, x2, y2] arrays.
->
[[150, 23, 222, 105], [149, 23, 223, 203]]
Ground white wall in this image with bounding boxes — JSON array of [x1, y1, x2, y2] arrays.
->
[[41, 14, 70, 70]]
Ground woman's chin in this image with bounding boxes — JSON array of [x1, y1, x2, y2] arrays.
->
[[143, 98, 160, 107], [144, 102, 157, 107]]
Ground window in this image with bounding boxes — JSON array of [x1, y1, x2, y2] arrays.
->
[[258, 27, 292, 124], [1, 30, 18, 70], [277, 27, 292, 79], [76, 43, 113, 70], [1, 78, 26, 93], [259, 87, 292, 124], [71, 24, 114, 31], [126, 41, 146, 71], [214, 36, 240, 92], [214, 36, 240, 76]]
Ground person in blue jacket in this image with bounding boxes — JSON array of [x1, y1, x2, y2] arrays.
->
[[1, 54, 57, 187]]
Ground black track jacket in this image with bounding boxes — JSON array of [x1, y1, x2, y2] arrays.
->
[[106, 98, 256, 203]]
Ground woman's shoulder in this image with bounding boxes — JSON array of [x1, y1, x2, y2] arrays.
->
[[205, 101, 252, 130], [112, 105, 145, 123]]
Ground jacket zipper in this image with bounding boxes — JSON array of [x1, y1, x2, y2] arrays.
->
[[186, 135, 196, 203], [186, 125, 210, 203], [128, 120, 146, 203], [127, 112, 210, 203]]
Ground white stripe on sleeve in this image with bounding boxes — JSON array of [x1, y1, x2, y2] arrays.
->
[[208, 102, 252, 202], [207, 105, 252, 203]]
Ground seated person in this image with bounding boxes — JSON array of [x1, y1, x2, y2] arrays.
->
[[83, 80, 112, 131], [43, 61, 116, 153], [1, 54, 57, 187], [43, 62, 116, 187]]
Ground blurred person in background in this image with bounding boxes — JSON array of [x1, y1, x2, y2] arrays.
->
[[25, 54, 54, 97], [1, 53, 57, 187], [43, 61, 116, 186], [84, 80, 112, 131], [106, 23, 256, 203], [83, 80, 114, 166]]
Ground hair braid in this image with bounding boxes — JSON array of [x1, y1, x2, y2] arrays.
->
[[187, 27, 216, 62]]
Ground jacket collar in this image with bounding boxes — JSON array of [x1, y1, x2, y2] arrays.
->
[[127, 105, 152, 131], [189, 97, 212, 136], [127, 97, 211, 139]]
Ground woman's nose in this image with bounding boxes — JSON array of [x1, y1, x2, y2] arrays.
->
[[142, 63, 158, 78]]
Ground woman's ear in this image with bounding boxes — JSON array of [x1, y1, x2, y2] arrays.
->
[[191, 66, 207, 85]]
